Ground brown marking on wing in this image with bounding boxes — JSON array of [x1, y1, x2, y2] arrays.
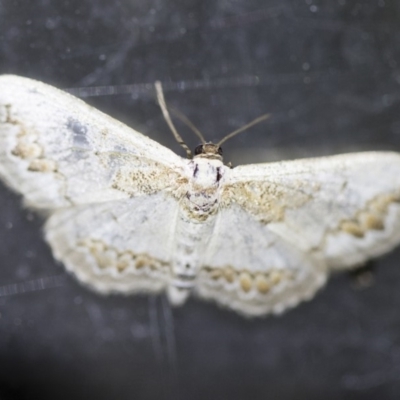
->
[[339, 193, 400, 238], [220, 179, 314, 223], [77, 238, 170, 274], [201, 265, 294, 295], [109, 155, 187, 197]]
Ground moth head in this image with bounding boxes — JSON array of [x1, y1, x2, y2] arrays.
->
[[193, 143, 223, 160]]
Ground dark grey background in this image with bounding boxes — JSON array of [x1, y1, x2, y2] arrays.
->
[[1, 1, 400, 399]]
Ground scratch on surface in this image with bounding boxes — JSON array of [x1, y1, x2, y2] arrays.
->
[[342, 368, 400, 390], [148, 295, 163, 364], [66, 71, 340, 100], [209, 6, 285, 29], [0, 274, 66, 297], [84, 302, 105, 329], [161, 295, 178, 376], [334, 93, 400, 113]]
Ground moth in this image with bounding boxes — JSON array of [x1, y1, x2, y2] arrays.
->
[[1, 75, 400, 317]]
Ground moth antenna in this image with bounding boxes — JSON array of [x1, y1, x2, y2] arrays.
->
[[217, 114, 270, 147], [169, 106, 206, 144], [155, 81, 192, 158]]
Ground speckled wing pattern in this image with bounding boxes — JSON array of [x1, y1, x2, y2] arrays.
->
[[1, 75, 400, 317]]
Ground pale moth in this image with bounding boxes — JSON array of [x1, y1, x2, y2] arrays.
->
[[1, 75, 400, 317]]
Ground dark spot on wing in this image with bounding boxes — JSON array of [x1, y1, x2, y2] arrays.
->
[[114, 144, 128, 153], [216, 167, 222, 182], [67, 117, 90, 147]]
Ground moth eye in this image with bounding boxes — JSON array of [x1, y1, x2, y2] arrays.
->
[[194, 145, 203, 155], [217, 147, 223, 156]]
